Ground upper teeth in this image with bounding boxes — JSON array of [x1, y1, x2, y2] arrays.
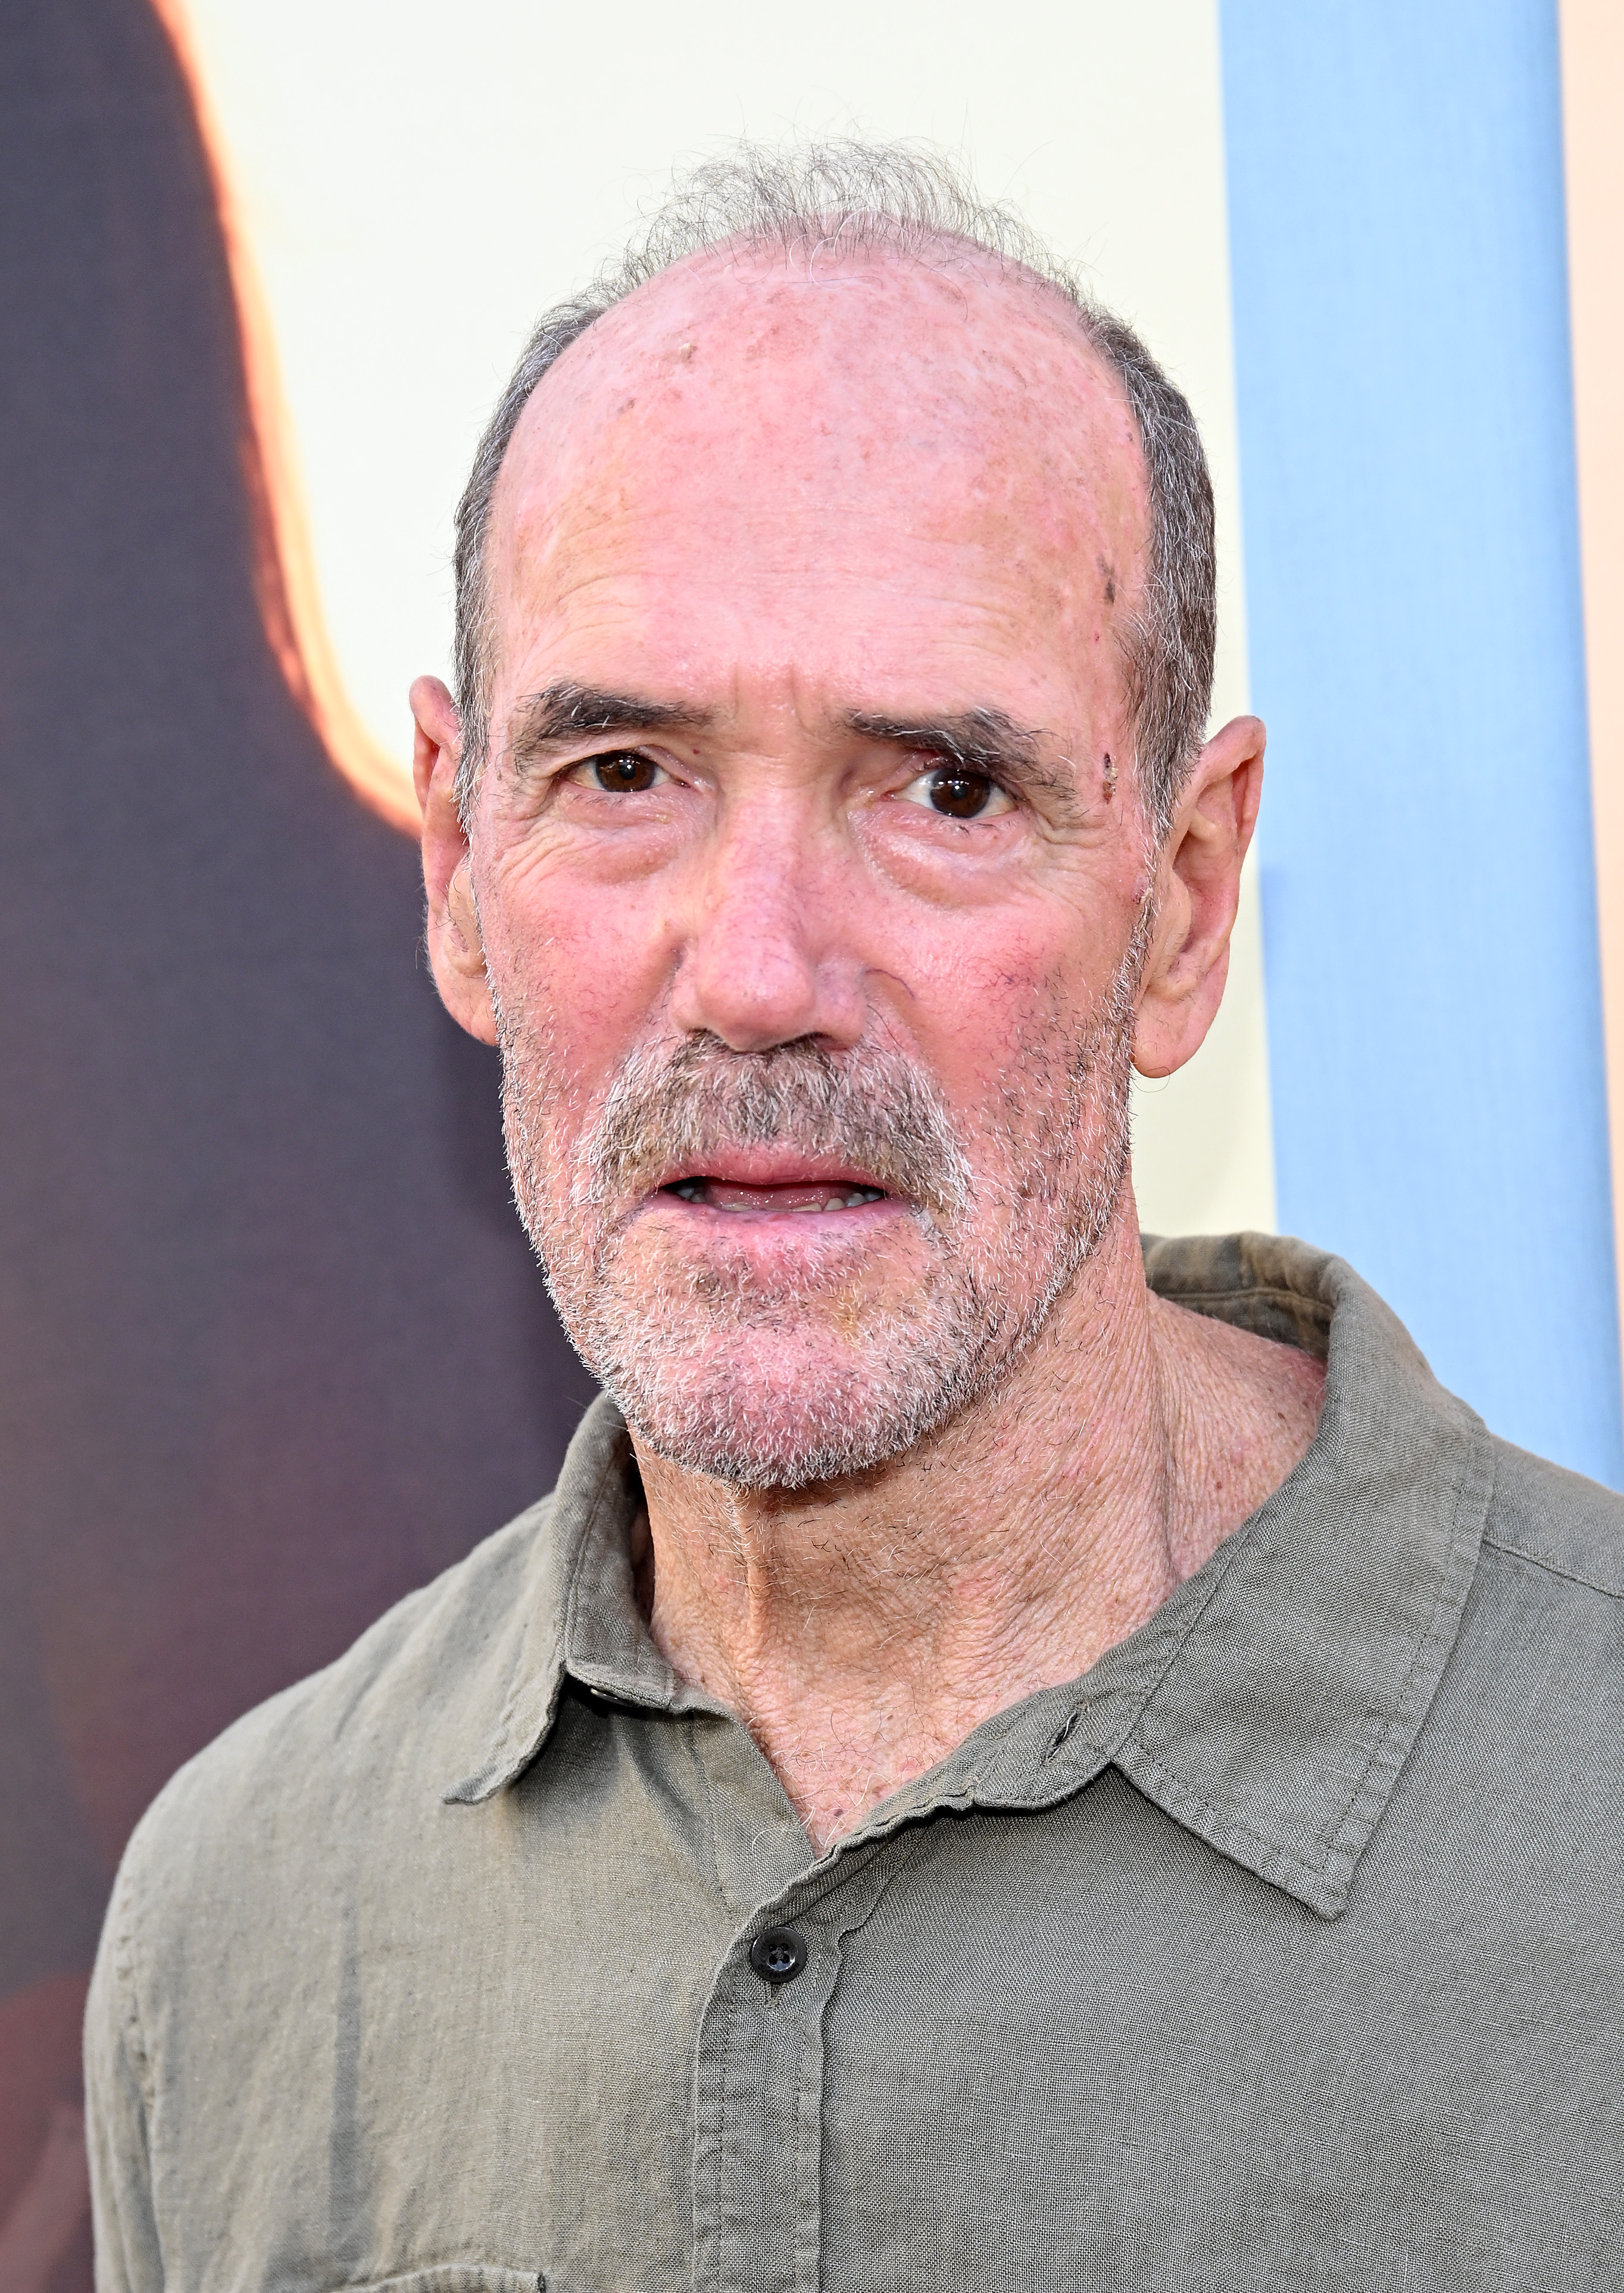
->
[[669, 1181, 885, 1208]]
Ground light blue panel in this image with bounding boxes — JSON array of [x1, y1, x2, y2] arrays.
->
[[1220, 1, 1622, 1483]]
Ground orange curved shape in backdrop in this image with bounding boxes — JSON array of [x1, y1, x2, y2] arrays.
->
[[148, 0, 421, 838]]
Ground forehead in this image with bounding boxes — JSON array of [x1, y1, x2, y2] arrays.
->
[[486, 241, 1149, 714]]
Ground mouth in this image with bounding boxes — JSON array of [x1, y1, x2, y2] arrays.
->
[[655, 1156, 897, 1218], [666, 1177, 890, 1215]]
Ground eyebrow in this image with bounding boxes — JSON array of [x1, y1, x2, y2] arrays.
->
[[507, 682, 714, 767], [844, 706, 1080, 811], [505, 686, 1083, 812]]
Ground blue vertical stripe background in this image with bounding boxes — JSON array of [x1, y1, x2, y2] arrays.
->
[[1220, 0, 1622, 1484]]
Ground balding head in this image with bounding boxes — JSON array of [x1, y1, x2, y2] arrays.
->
[[451, 142, 1214, 840], [479, 236, 1150, 851]]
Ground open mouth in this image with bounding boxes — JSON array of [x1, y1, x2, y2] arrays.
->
[[663, 1177, 891, 1215]]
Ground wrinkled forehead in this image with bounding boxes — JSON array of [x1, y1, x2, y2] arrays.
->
[[486, 238, 1150, 676]]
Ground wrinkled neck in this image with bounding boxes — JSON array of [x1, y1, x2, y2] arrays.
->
[[633, 1203, 1201, 1845]]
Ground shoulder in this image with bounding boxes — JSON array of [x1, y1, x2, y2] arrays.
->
[[1445, 1436, 1624, 1754], [1480, 1436, 1624, 1601], [85, 1481, 592, 2238], [114, 1492, 561, 1924], [1389, 1436, 1624, 1941]]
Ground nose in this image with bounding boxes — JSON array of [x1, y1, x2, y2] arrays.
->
[[666, 795, 867, 1052]]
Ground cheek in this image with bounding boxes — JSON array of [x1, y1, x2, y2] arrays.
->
[[479, 852, 675, 1102], [894, 937, 1066, 1102], [892, 909, 1135, 1143], [894, 894, 1123, 1038]]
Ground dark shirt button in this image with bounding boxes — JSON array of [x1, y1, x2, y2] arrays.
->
[[749, 1926, 808, 1983]]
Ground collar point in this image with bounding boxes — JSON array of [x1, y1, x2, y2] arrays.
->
[[442, 1768, 506, 1807], [444, 1651, 569, 1808]]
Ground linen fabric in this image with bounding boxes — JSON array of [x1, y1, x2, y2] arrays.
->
[[85, 1235, 1624, 2292]]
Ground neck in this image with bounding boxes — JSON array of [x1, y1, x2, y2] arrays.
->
[[633, 1200, 1325, 1852]]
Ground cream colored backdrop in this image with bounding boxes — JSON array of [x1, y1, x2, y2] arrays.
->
[[174, 0, 1278, 1238]]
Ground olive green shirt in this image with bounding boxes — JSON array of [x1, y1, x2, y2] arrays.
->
[[86, 1235, 1624, 2292]]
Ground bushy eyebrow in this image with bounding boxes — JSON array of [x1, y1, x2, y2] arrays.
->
[[508, 682, 714, 768], [844, 706, 1081, 813], [505, 686, 1084, 815]]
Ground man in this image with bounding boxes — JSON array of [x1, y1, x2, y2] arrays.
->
[[88, 144, 1623, 2291]]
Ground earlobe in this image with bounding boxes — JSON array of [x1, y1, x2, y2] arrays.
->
[[426, 851, 498, 1047], [1130, 713, 1265, 1080]]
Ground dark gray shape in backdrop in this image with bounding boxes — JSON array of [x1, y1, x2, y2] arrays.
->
[[0, 1, 595, 2273]]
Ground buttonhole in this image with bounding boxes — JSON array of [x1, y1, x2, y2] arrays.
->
[[1045, 1707, 1084, 1759]]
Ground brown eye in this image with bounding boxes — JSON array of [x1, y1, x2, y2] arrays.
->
[[927, 768, 995, 818], [589, 750, 661, 793], [895, 762, 1016, 822]]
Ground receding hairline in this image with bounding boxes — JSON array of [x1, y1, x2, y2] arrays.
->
[[496, 224, 1146, 483], [451, 141, 1216, 838], [477, 228, 1156, 720], [472, 238, 1155, 812]]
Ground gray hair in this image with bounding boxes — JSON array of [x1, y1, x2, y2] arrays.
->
[[452, 141, 1216, 837]]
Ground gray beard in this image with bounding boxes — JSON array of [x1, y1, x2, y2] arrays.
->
[[497, 960, 1139, 1491]]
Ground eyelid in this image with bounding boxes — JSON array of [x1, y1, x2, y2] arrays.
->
[[894, 761, 1018, 816], [563, 746, 674, 786]]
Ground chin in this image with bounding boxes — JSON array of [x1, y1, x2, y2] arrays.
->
[[536, 1175, 1127, 1489], [608, 1365, 957, 1491], [573, 1299, 1009, 1491]]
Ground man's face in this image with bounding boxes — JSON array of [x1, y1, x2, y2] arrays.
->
[[464, 247, 1158, 1487]]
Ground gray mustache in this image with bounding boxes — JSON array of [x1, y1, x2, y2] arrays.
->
[[578, 1034, 973, 1219]]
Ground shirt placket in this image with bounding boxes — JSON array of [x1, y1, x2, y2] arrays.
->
[[690, 1847, 904, 2293]]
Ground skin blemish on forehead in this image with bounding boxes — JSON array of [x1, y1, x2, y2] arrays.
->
[[1100, 559, 1117, 608]]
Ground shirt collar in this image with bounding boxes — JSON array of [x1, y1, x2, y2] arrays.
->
[[440, 1390, 717, 1807], [445, 1234, 1492, 1920]]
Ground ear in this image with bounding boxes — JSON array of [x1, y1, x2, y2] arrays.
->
[[412, 674, 497, 1046], [1132, 714, 1266, 1080]]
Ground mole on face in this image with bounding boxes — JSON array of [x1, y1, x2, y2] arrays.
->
[[1103, 751, 1116, 802], [1103, 567, 1117, 607]]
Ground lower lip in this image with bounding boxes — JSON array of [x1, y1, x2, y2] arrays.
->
[[648, 1184, 904, 1224]]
